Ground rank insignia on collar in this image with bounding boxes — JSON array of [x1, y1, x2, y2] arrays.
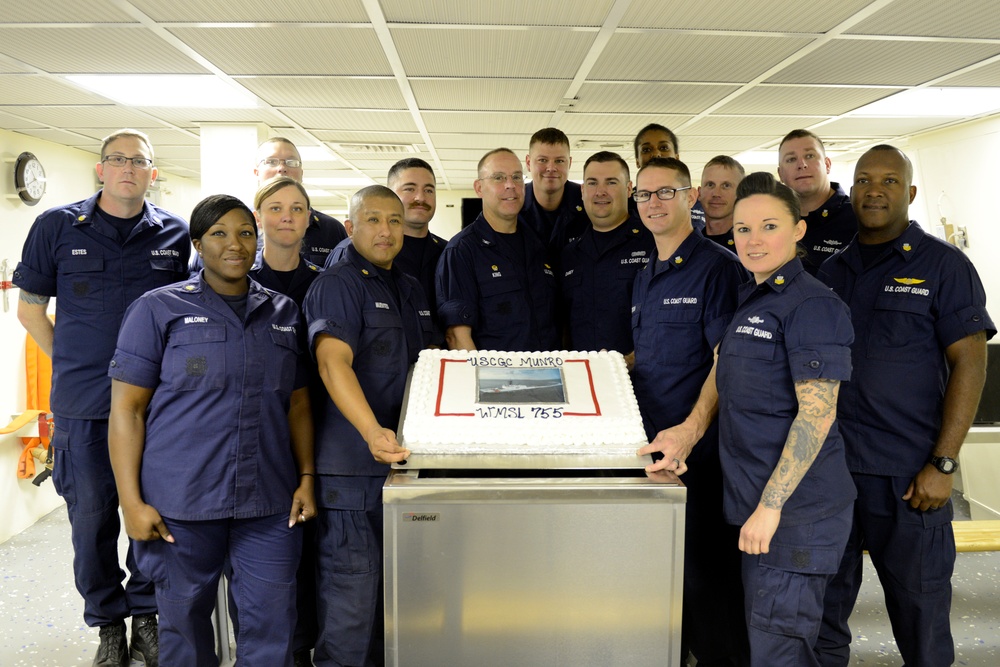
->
[[491, 264, 498, 271], [184, 285, 195, 291], [632, 228, 639, 234], [775, 275, 785, 285], [902, 243, 912, 252], [576, 206, 583, 212], [674, 256, 683, 264], [544, 263, 551, 269], [78, 215, 87, 221], [822, 210, 829, 217], [362, 269, 370, 275]]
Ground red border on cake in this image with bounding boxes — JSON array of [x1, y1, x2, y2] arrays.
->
[[562, 359, 601, 416], [433, 357, 602, 417], [434, 359, 476, 416]]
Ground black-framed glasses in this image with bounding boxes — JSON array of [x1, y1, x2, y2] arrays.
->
[[102, 155, 153, 169], [633, 186, 692, 203], [479, 173, 524, 185], [259, 158, 302, 168]]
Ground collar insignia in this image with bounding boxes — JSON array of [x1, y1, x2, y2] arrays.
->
[[775, 275, 785, 285]]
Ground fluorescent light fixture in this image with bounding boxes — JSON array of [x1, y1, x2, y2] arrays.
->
[[849, 87, 1000, 117], [733, 150, 778, 165], [305, 188, 333, 199], [297, 145, 339, 162], [303, 177, 374, 187], [66, 75, 257, 108]]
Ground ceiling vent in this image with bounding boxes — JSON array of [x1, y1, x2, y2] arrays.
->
[[332, 143, 418, 154]]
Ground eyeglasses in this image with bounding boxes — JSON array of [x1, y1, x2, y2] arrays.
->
[[102, 155, 153, 170], [480, 173, 524, 185], [259, 158, 302, 169], [633, 186, 692, 203]]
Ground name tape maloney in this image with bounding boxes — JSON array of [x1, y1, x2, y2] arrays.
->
[[403, 513, 440, 522]]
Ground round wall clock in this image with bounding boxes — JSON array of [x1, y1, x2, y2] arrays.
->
[[14, 151, 46, 206]]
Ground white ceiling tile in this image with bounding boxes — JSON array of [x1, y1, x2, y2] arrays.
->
[[558, 113, 693, 137], [620, 0, 874, 32], [937, 59, 1000, 87], [573, 82, 739, 113], [0, 75, 111, 104], [847, 0, 1000, 39], [238, 77, 406, 109], [168, 26, 392, 75], [715, 86, 905, 115], [411, 79, 571, 111], [129, 0, 369, 22], [683, 115, 823, 137], [0, 1, 137, 23], [282, 108, 419, 132], [766, 39, 1000, 86], [392, 28, 594, 78], [381, 0, 614, 26], [817, 116, 967, 137], [422, 111, 553, 134], [4, 105, 169, 129], [591, 33, 814, 83]]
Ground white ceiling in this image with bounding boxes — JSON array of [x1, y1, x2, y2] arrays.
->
[[1, 0, 999, 209]]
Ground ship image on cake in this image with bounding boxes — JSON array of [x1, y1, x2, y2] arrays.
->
[[477, 367, 566, 404]]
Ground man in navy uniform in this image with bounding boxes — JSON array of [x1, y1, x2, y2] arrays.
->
[[559, 151, 652, 354], [304, 186, 430, 666], [776, 129, 857, 275], [699, 155, 745, 252], [437, 148, 559, 352], [14, 128, 190, 666], [632, 157, 749, 667], [519, 127, 589, 253], [255, 137, 348, 266], [816, 145, 994, 667]]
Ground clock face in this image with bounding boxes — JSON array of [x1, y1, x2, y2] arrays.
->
[[15, 152, 46, 206]]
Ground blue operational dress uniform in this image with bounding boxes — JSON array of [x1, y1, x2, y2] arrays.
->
[[436, 213, 559, 352], [703, 226, 736, 253], [717, 257, 855, 667], [325, 232, 447, 347], [12, 192, 189, 628], [302, 208, 349, 266], [798, 183, 856, 276], [303, 244, 430, 667], [630, 230, 749, 665], [250, 251, 322, 308], [109, 272, 309, 666], [519, 180, 590, 256], [247, 252, 322, 657], [816, 222, 996, 667], [560, 215, 653, 352]]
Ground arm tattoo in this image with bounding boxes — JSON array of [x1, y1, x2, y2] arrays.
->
[[760, 378, 840, 511], [19, 291, 50, 306]]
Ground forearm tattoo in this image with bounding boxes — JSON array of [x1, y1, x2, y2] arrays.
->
[[19, 291, 50, 306], [760, 378, 839, 511]]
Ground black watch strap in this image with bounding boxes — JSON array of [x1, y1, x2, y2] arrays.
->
[[929, 455, 958, 474]]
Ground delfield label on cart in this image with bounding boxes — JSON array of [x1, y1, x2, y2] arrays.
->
[[403, 512, 440, 522]]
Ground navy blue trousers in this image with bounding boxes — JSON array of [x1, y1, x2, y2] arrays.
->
[[52, 417, 155, 626], [135, 513, 302, 667], [313, 474, 385, 667], [742, 504, 852, 667], [816, 474, 955, 667]]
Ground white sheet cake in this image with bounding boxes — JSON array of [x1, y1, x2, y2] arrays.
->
[[401, 349, 647, 456]]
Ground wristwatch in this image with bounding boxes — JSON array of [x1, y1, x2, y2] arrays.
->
[[929, 456, 958, 474]]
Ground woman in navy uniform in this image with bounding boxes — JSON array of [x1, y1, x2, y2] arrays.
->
[[108, 194, 316, 666], [251, 176, 323, 308], [719, 172, 855, 666]]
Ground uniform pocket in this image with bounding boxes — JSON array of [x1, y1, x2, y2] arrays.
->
[[867, 293, 934, 362], [62, 256, 105, 312], [168, 325, 227, 391], [267, 329, 299, 394], [316, 485, 376, 574], [361, 309, 403, 371]]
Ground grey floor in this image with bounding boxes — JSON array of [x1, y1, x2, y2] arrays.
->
[[1, 497, 998, 666]]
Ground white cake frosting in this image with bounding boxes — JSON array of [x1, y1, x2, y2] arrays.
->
[[401, 349, 647, 456]]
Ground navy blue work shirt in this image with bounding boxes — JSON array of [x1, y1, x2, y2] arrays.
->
[[717, 258, 856, 526], [703, 226, 736, 253], [818, 222, 995, 477], [108, 273, 309, 520], [304, 244, 430, 476], [560, 216, 654, 353], [631, 231, 747, 437], [799, 182, 857, 275], [436, 214, 559, 352], [13, 192, 190, 419], [249, 251, 322, 308], [519, 181, 590, 256], [301, 208, 348, 267]]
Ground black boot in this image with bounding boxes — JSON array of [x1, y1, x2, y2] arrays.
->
[[93, 622, 128, 667], [130, 614, 159, 666]]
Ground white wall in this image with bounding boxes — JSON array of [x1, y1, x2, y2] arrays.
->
[[0, 129, 199, 543]]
